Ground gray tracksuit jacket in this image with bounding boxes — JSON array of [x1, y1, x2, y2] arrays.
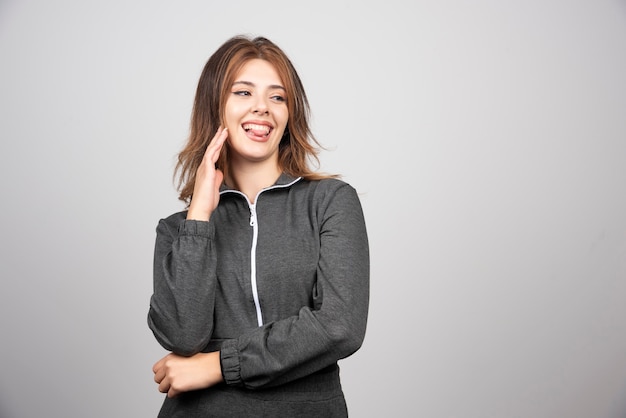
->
[[148, 174, 369, 417]]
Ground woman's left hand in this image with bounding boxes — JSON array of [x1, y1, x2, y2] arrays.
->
[[153, 351, 223, 397]]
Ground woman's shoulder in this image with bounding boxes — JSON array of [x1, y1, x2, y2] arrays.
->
[[297, 177, 361, 208], [303, 176, 356, 194], [156, 210, 188, 231], [162, 209, 187, 222]]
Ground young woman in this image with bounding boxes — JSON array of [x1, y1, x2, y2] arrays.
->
[[148, 35, 369, 417]]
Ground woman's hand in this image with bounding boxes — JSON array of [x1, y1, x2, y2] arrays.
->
[[153, 351, 224, 398], [187, 127, 228, 221]]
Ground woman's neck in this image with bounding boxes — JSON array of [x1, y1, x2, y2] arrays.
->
[[227, 159, 282, 203]]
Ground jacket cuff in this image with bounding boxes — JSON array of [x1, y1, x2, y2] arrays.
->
[[220, 339, 243, 386], [178, 219, 213, 237]]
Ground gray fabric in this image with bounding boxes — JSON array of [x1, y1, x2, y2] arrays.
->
[[148, 174, 369, 415]]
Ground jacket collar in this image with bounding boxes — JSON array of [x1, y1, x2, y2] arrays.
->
[[219, 172, 301, 193]]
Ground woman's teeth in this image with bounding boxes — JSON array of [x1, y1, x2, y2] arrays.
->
[[243, 123, 271, 135]]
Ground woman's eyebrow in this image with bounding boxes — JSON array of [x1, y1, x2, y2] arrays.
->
[[232, 80, 286, 91]]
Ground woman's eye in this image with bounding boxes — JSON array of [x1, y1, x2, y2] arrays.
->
[[271, 95, 286, 102], [233, 90, 251, 96]]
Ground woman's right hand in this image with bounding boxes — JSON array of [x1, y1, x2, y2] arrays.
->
[[186, 127, 228, 221]]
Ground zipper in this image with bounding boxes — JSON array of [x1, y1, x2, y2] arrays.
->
[[248, 202, 263, 326], [220, 177, 302, 327]]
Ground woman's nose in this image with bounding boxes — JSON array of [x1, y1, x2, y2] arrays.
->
[[252, 97, 269, 115]]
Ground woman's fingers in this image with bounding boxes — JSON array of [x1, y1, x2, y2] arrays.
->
[[153, 354, 169, 383], [154, 366, 165, 384], [186, 127, 229, 221], [158, 377, 171, 394], [203, 127, 228, 165], [152, 356, 165, 374], [152, 352, 223, 398]]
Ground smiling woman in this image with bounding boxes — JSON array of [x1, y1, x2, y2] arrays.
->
[[223, 59, 289, 185], [147, 35, 370, 418]]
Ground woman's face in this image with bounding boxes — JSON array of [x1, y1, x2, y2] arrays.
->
[[223, 59, 289, 167]]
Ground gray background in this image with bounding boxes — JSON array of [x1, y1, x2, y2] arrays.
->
[[1, 1, 625, 417]]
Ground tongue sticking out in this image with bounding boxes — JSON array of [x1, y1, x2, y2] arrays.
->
[[243, 123, 271, 137], [249, 128, 268, 137]]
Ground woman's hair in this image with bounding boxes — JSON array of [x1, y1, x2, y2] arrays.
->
[[175, 35, 335, 204]]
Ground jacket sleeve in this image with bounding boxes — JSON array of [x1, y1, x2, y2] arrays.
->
[[147, 214, 218, 356], [220, 182, 370, 389]]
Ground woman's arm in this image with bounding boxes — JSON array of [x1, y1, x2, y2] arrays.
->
[[147, 216, 219, 356], [148, 127, 227, 355]]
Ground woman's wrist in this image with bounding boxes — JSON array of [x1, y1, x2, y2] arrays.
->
[[186, 206, 211, 221]]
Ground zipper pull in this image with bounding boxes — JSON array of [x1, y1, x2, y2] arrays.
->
[[249, 204, 257, 226]]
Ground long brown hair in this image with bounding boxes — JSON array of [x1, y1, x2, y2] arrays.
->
[[174, 35, 335, 204]]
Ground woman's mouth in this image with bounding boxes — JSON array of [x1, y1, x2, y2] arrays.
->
[[242, 123, 272, 138]]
